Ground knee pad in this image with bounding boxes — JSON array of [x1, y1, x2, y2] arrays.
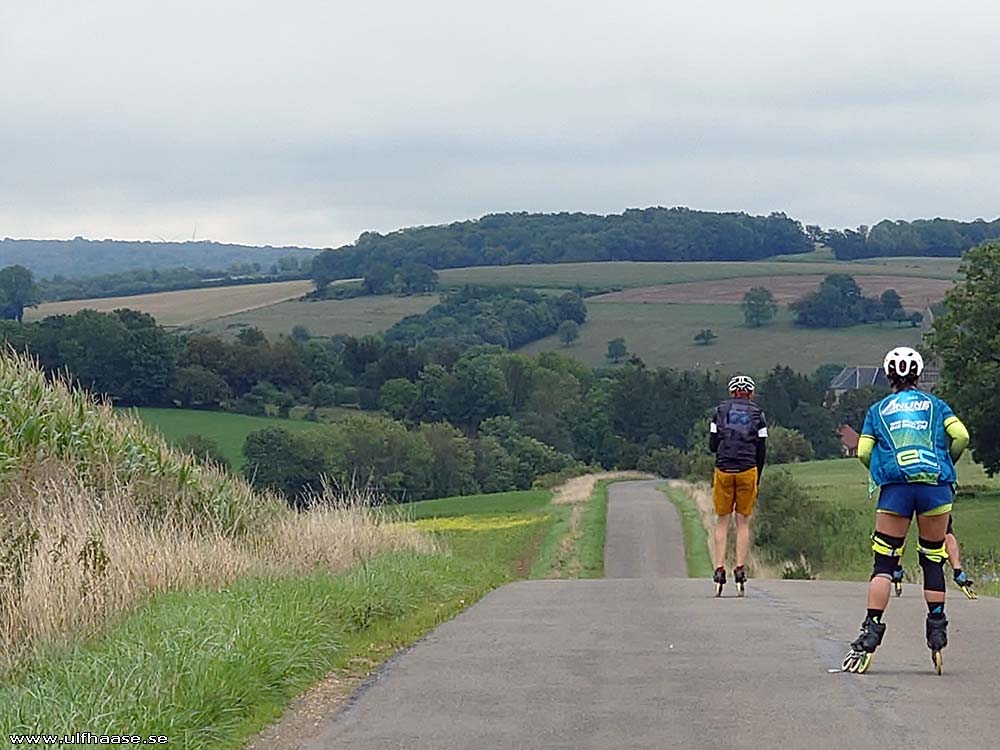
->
[[918, 538, 948, 592], [871, 531, 906, 580]]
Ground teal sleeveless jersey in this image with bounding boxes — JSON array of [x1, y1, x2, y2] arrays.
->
[[860, 389, 957, 488]]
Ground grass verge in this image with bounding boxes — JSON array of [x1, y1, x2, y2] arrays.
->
[[661, 483, 714, 578], [0, 552, 506, 749]]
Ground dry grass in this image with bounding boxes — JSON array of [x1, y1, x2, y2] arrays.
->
[[0, 351, 432, 673], [25, 279, 314, 327], [551, 471, 652, 505], [666, 480, 774, 577]]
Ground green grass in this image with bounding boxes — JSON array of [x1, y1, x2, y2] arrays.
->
[[521, 303, 923, 373], [195, 293, 438, 339], [1, 490, 558, 748], [0, 553, 511, 749], [786, 457, 1000, 593], [577, 481, 612, 578], [399, 490, 551, 520], [438, 257, 962, 291], [661, 484, 714, 578], [131, 408, 332, 469]]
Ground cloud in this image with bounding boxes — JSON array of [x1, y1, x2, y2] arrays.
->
[[2, 0, 999, 246]]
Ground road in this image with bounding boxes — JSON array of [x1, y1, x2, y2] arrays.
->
[[306, 481, 1000, 749]]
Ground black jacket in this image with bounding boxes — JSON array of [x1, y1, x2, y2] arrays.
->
[[709, 398, 767, 474]]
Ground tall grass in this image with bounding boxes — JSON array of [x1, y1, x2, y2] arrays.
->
[[0, 351, 431, 674]]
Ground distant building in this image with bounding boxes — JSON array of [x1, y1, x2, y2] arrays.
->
[[828, 364, 940, 399], [839, 424, 860, 457]]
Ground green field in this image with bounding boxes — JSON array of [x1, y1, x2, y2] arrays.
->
[[520, 303, 923, 373], [786, 457, 1000, 591], [195, 294, 438, 339], [131, 407, 335, 468], [438, 257, 962, 291]]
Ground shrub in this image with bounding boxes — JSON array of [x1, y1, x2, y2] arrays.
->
[[753, 470, 833, 568], [636, 447, 690, 478]]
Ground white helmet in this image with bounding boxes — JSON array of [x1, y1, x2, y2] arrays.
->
[[728, 374, 756, 394], [883, 347, 924, 380]]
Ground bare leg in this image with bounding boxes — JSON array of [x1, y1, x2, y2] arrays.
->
[[868, 512, 911, 611], [945, 532, 961, 571], [714, 514, 731, 569], [916, 514, 950, 607], [734, 513, 751, 568]]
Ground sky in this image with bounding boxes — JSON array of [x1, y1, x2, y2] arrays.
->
[[2, 0, 999, 248]]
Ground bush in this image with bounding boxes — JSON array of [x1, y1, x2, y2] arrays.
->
[[636, 447, 690, 478], [684, 452, 716, 482], [766, 426, 814, 464], [176, 435, 231, 471], [753, 470, 834, 568]]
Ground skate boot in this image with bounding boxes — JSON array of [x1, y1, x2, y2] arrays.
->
[[926, 614, 948, 675], [733, 566, 747, 597], [713, 566, 726, 598], [892, 566, 904, 597], [842, 615, 886, 674]]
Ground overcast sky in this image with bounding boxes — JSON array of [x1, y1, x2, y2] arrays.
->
[[2, 1, 999, 247]]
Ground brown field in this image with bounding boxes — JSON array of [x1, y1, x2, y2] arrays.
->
[[26, 280, 315, 327], [590, 274, 954, 308]]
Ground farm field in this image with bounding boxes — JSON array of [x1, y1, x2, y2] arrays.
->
[[593, 274, 952, 308], [519, 303, 923, 373], [26, 279, 314, 327], [196, 293, 438, 339], [130, 407, 335, 469], [437, 257, 963, 291], [786, 457, 1000, 590]]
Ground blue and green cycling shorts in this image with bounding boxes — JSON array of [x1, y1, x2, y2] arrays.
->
[[876, 483, 953, 517]]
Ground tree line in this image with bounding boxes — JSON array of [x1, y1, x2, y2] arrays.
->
[[310, 208, 813, 289], [38, 256, 310, 302], [0, 301, 852, 503], [384, 286, 586, 349], [822, 217, 1000, 260]]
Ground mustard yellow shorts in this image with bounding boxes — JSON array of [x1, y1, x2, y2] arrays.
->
[[712, 467, 758, 516]]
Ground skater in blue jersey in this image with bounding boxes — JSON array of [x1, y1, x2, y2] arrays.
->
[[842, 347, 970, 675]]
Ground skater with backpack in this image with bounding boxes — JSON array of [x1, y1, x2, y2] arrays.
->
[[708, 374, 768, 597], [842, 347, 971, 674]]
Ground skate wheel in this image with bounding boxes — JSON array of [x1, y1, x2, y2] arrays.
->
[[715, 583, 723, 598], [932, 651, 943, 675], [894, 583, 902, 597], [737, 583, 745, 598]]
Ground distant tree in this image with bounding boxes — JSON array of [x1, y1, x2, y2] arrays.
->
[[236, 327, 267, 346], [0, 265, 41, 322], [742, 286, 778, 327], [558, 320, 580, 346], [290, 324, 312, 342], [879, 289, 903, 319], [832, 386, 889, 432], [909, 310, 924, 328], [397, 262, 439, 293], [379, 378, 419, 420], [362, 263, 395, 295], [891, 308, 910, 327], [606, 337, 628, 364], [171, 365, 232, 409], [176, 434, 231, 471], [242, 427, 327, 504], [694, 329, 718, 345], [418, 422, 478, 497], [308, 382, 337, 409]]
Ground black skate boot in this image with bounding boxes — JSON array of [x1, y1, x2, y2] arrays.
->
[[926, 613, 948, 675], [713, 566, 726, 598], [892, 565, 904, 597], [842, 615, 886, 674], [733, 565, 747, 597]]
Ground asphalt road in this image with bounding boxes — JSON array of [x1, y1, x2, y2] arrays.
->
[[309, 480, 1000, 749]]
